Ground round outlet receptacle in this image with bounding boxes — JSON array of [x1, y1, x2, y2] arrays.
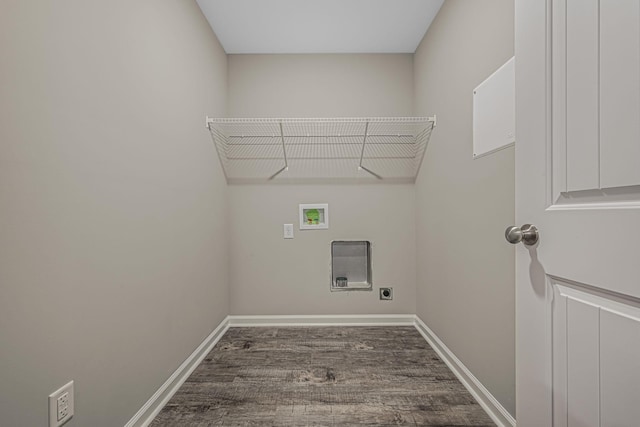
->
[[379, 287, 393, 300]]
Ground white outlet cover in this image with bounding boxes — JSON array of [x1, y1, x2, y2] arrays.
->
[[49, 381, 74, 427], [283, 224, 294, 239]]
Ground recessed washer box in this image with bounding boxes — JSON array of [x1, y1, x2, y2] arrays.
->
[[299, 203, 329, 230], [330, 241, 372, 291]]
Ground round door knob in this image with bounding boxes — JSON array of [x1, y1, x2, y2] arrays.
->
[[505, 224, 539, 246]]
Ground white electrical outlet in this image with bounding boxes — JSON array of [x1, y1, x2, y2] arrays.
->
[[283, 224, 294, 239], [49, 381, 74, 427], [57, 392, 69, 420]]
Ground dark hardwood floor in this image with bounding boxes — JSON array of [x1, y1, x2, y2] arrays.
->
[[151, 326, 495, 426]]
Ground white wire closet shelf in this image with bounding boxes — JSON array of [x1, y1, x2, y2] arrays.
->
[[206, 116, 436, 184]]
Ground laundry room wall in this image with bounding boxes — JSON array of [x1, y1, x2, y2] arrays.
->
[[0, 1, 229, 425], [413, 0, 516, 417], [227, 54, 418, 315]]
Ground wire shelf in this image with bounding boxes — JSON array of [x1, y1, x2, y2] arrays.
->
[[206, 117, 436, 183]]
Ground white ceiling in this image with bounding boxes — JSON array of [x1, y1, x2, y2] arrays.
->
[[196, 0, 445, 54]]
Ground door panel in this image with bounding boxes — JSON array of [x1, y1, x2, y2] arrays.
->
[[566, 297, 599, 427], [566, 0, 599, 192], [547, 0, 640, 296], [600, 310, 640, 426], [552, 0, 640, 199], [552, 283, 640, 427], [600, 0, 640, 188]]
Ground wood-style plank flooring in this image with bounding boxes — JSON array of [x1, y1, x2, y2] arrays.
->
[[151, 326, 495, 426]]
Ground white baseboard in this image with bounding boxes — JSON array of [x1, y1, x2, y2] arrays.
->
[[124, 316, 231, 427], [414, 316, 516, 427], [227, 314, 416, 327]]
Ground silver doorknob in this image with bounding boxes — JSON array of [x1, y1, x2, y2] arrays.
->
[[505, 224, 539, 246]]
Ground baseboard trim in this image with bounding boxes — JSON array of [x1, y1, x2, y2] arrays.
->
[[124, 316, 231, 427], [227, 314, 416, 327], [414, 316, 516, 427]]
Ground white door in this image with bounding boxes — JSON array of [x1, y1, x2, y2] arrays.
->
[[516, 1, 640, 426]]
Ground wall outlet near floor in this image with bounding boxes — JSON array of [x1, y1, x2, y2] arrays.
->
[[283, 224, 294, 239], [49, 381, 74, 427], [379, 287, 393, 300]]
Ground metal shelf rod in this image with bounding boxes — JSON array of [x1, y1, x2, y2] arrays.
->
[[207, 116, 435, 124], [226, 142, 417, 146], [227, 156, 418, 160], [228, 134, 415, 139]]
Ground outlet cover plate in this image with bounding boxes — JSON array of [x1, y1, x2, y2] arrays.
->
[[49, 381, 74, 427]]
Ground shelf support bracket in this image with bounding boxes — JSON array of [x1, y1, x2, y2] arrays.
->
[[428, 115, 437, 127], [358, 121, 382, 179], [359, 165, 383, 180], [206, 116, 214, 129], [268, 121, 289, 180]]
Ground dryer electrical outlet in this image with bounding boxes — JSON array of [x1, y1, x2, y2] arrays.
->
[[379, 287, 393, 300]]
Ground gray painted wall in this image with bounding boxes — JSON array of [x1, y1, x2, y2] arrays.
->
[[228, 54, 414, 118], [414, 0, 516, 416], [229, 184, 416, 315], [227, 54, 417, 315], [0, 1, 228, 426]]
